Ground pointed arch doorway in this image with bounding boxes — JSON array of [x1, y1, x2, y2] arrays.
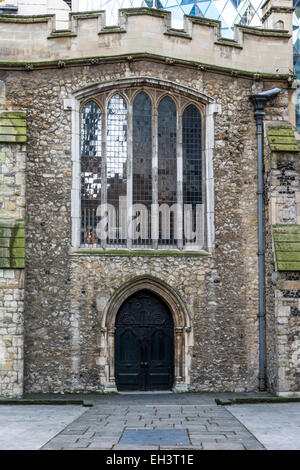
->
[[115, 290, 174, 391], [102, 276, 191, 393]]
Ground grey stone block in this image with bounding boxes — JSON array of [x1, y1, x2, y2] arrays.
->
[[202, 442, 245, 450]]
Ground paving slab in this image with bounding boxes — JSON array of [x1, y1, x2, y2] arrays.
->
[[2, 393, 291, 450], [120, 429, 190, 446], [40, 393, 265, 450], [0, 405, 87, 450], [226, 403, 300, 450]]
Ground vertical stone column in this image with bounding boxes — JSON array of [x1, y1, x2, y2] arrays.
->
[[104, 326, 118, 393], [0, 106, 26, 397]]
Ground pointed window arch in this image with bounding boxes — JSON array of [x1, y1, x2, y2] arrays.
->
[[79, 89, 205, 250]]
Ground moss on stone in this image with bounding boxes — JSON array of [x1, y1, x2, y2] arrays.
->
[[72, 249, 210, 257], [267, 126, 299, 152], [48, 32, 77, 39], [120, 7, 169, 18], [273, 225, 300, 271], [0, 118, 26, 127], [216, 397, 300, 405], [0, 112, 27, 144], [0, 219, 25, 269], [0, 15, 53, 23], [0, 53, 290, 82]]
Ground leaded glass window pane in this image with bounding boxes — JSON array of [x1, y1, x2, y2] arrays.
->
[[80, 101, 102, 245], [79, 89, 205, 250], [132, 92, 152, 246], [107, 93, 128, 245], [183, 104, 202, 243], [158, 96, 177, 246]]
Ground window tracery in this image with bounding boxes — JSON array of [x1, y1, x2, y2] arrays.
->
[[80, 88, 204, 249]]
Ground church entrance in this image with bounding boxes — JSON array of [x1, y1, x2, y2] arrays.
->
[[115, 290, 174, 391]]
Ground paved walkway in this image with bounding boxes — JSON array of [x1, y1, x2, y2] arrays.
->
[[0, 393, 299, 450], [227, 403, 300, 450], [0, 405, 86, 450]]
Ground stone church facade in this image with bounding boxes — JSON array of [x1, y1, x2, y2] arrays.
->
[[1, 1, 300, 397]]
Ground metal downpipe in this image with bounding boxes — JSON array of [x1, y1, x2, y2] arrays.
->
[[250, 88, 280, 391]]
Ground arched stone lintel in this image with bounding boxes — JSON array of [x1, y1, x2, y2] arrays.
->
[[104, 275, 190, 331], [72, 76, 215, 106]]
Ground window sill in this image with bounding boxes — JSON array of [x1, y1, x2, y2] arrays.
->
[[69, 248, 211, 257]]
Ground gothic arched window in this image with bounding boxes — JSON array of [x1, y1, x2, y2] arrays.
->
[[80, 89, 204, 250]]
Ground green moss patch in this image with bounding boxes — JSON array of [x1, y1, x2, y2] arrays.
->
[[0, 219, 25, 268], [0, 399, 92, 406], [273, 225, 300, 271], [216, 397, 300, 405], [0, 111, 26, 144], [267, 125, 299, 152], [73, 249, 210, 257]]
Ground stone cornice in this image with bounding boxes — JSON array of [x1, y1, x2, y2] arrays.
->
[[0, 53, 291, 83]]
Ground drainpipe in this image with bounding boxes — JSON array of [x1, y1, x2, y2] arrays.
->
[[250, 88, 281, 391]]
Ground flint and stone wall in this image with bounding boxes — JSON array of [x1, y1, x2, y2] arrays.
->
[[0, 56, 287, 393], [0, 6, 296, 395]]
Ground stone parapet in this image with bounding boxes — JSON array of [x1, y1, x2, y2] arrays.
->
[[0, 8, 292, 76]]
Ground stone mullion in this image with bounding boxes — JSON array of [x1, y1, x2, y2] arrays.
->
[[101, 106, 107, 249], [152, 100, 158, 249], [71, 98, 81, 248], [177, 106, 183, 250], [205, 103, 221, 250], [127, 101, 133, 249]]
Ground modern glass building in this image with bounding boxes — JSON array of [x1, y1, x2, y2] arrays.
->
[[79, 0, 264, 36]]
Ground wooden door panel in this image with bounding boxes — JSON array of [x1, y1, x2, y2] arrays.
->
[[115, 290, 174, 391]]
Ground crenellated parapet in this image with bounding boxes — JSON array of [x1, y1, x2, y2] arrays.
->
[[0, 8, 292, 76]]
